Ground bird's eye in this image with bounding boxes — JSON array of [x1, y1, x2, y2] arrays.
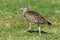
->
[[24, 7, 25, 8]]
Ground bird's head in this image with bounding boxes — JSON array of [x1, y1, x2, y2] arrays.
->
[[16, 6, 28, 12], [20, 6, 28, 11]]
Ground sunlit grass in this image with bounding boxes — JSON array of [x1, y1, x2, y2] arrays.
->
[[0, 0, 60, 40]]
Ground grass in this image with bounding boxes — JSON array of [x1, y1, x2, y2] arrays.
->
[[0, 0, 60, 40]]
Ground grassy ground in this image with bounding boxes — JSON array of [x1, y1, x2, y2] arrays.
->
[[0, 0, 60, 40]]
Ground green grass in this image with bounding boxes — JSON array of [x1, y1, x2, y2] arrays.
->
[[0, 0, 60, 40]]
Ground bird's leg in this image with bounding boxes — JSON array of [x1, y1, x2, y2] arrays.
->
[[38, 24, 41, 36], [24, 23, 32, 32], [27, 23, 32, 31]]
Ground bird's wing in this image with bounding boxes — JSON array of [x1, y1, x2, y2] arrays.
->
[[33, 12, 47, 24], [24, 12, 38, 23], [24, 11, 48, 24]]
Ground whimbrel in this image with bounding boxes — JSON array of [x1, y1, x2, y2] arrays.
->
[[17, 6, 51, 35]]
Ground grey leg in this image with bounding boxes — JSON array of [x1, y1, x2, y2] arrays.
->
[[38, 27, 41, 36], [38, 24, 41, 36], [27, 23, 32, 31], [24, 23, 32, 32]]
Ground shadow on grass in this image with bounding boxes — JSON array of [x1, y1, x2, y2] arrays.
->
[[28, 30, 51, 34]]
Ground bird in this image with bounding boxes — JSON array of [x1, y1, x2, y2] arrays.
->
[[17, 6, 51, 35]]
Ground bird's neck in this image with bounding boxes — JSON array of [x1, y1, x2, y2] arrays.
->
[[23, 10, 28, 15]]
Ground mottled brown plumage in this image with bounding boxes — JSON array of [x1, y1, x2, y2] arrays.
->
[[24, 11, 51, 25], [18, 6, 51, 35]]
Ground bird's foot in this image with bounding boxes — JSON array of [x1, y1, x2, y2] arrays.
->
[[39, 32, 41, 36], [24, 29, 32, 33]]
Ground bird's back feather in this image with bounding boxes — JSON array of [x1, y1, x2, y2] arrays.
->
[[24, 11, 51, 25]]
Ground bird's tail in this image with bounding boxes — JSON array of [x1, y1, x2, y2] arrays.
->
[[47, 21, 51, 26]]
